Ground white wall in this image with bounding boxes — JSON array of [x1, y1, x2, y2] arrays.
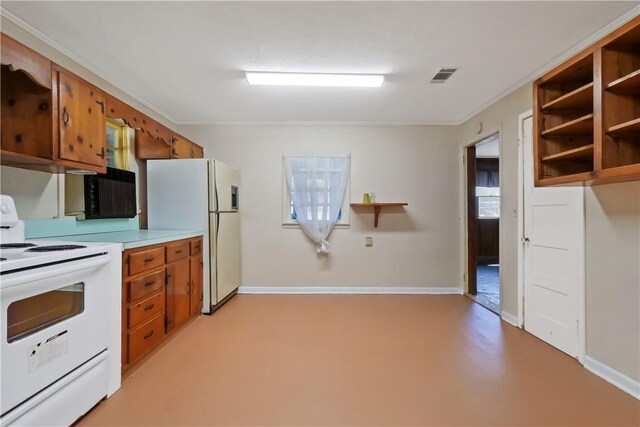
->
[[0, 166, 60, 219], [585, 182, 640, 382], [458, 84, 532, 317], [180, 124, 462, 289]]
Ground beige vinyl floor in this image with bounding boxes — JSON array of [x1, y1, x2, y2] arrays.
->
[[79, 295, 639, 426]]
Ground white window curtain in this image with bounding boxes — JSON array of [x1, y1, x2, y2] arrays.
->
[[284, 154, 350, 254]]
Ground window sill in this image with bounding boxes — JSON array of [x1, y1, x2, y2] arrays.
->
[[282, 222, 350, 229]]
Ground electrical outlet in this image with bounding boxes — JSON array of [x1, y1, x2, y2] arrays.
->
[[365, 237, 373, 247]]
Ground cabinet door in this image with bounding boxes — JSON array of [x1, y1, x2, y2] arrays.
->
[[190, 255, 203, 316], [57, 69, 106, 167], [165, 259, 190, 332]]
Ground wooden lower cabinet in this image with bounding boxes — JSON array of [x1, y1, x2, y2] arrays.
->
[[122, 236, 203, 372], [166, 259, 190, 332]]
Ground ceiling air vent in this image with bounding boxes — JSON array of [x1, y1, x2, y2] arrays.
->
[[431, 68, 458, 83]]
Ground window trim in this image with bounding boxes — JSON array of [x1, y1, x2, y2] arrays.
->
[[281, 163, 350, 228], [105, 119, 130, 170]]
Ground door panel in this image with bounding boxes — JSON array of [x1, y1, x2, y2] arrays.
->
[[523, 116, 584, 357], [190, 255, 203, 316], [210, 212, 240, 304], [58, 69, 106, 167], [165, 260, 190, 331]]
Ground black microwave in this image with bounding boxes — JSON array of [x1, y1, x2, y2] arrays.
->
[[84, 167, 136, 219]]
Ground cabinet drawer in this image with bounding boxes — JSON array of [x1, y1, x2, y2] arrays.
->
[[190, 239, 202, 256], [128, 291, 164, 329], [128, 313, 164, 363], [128, 247, 165, 276], [166, 241, 189, 263], [128, 269, 165, 302]]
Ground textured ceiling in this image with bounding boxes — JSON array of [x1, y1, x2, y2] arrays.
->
[[2, 1, 637, 124]]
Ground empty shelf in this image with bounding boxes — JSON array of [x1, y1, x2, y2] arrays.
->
[[542, 82, 593, 111], [606, 69, 640, 94], [541, 114, 594, 136], [607, 118, 640, 136], [541, 144, 594, 162]]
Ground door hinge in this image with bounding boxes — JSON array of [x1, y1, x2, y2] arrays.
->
[[462, 272, 466, 282], [576, 320, 579, 334]]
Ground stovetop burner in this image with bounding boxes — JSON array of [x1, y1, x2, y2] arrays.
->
[[25, 245, 87, 252], [0, 243, 37, 249]]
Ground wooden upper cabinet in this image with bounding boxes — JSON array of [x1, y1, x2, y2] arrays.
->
[[56, 67, 107, 168], [0, 33, 51, 89], [172, 134, 204, 159], [533, 16, 640, 186]]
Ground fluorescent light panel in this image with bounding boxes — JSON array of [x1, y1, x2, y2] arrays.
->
[[246, 72, 384, 87]]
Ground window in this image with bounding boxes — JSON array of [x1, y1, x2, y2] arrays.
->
[[105, 119, 130, 170], [282, 164, 350, 227], [476, 186, 500, 219]]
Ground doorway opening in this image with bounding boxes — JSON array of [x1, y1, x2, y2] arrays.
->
[[466, 133, 500, 314]]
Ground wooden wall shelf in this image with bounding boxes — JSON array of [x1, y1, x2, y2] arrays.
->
[[607, 118, 640, 136], [541, 144, 594, 162], [606, 69, 640, 94], [533, 16, 640, 186], [350, 203, 408, 228], [541, 114, 593, 136], [541, 82, 594, 111]]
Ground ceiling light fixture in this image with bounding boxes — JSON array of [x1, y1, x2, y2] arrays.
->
[[245, 72, 384, 88]]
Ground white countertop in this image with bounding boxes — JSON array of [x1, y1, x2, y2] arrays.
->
[[47, 229, 204, 250]]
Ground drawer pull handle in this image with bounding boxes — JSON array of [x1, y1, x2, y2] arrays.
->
[[144, 280, 155, 287], [144, 304, 155, 312], [144, 257, 155, 264], [144, 331, 154, 340], [175, 249, 183, 254]]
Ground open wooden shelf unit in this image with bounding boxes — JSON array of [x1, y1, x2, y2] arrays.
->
[[533, 16, 640, 186]]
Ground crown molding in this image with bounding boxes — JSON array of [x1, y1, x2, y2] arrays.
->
[[0, 6, 177, 127], [457, 6, 640, 125], [175, 120, 460, 127]]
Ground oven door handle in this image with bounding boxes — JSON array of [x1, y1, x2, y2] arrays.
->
[[0, 254, 111, 290]]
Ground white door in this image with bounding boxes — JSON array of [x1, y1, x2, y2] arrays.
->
[[523, 116, 584, 358], [209, 212, 241, 304]]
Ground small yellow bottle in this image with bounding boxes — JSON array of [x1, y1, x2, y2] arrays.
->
[[363, 193, 370, 203]]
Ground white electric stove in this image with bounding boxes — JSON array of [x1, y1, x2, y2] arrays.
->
[[0, 195, 120, 426]]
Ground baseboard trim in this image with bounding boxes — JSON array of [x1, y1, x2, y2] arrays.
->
[[500, 311, 519, 327], [238, 286, 463, 295], [584, 355, 640, 400]]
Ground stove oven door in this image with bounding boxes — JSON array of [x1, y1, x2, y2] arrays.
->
[[1, 254, 111, 416]]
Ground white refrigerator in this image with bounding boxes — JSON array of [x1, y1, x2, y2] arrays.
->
[[147, 159, 240, 314]]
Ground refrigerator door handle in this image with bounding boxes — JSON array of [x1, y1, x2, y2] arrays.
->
[[216, 212, 220, 244], [214, 180, 219, 212]]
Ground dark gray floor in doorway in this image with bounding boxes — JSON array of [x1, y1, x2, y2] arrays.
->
[[476, 264, 499, 313]]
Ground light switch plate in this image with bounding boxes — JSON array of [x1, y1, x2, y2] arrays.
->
[[365, 237, 373, 247]]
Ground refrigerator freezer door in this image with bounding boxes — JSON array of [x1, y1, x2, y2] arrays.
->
[[209, 160, 240, 212], [209, 212, 240, 304], [148, 159, 210, 229]]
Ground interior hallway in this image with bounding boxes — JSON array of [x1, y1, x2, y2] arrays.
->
[[79, 295, 639, 426]]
